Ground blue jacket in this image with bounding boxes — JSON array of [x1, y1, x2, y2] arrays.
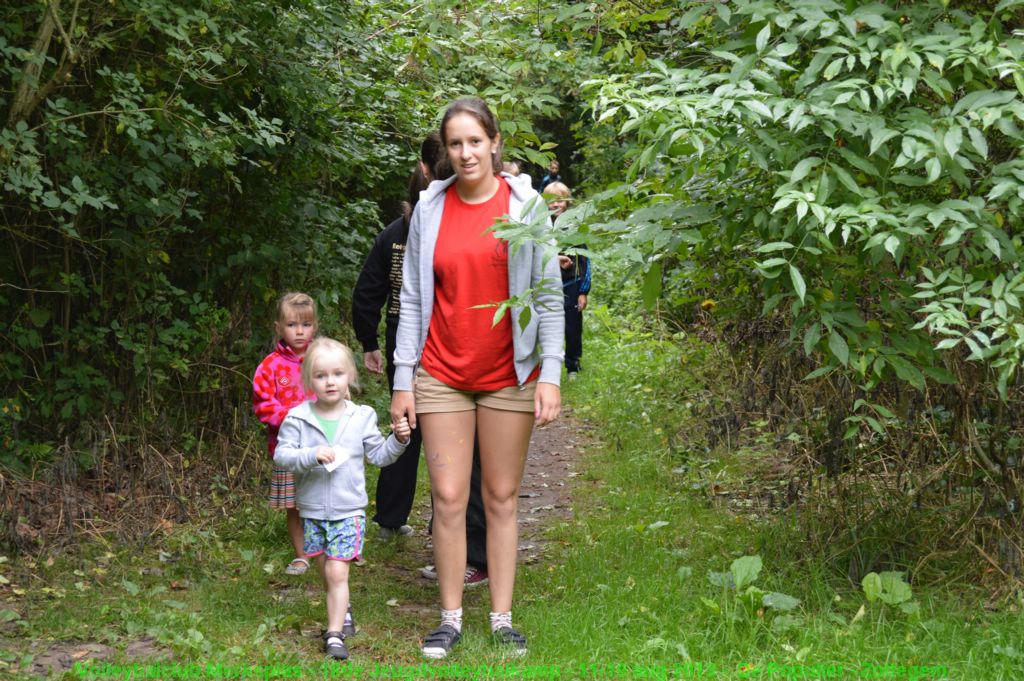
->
[[561, 245, 591, 299]]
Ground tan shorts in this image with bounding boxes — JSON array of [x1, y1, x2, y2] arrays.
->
[[414, 368, 536, 414]]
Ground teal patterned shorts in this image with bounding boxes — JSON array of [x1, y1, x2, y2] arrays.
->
[[303, 516, 364, 561]]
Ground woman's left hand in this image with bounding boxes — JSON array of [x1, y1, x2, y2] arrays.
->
[[534, 382, 561, 427]]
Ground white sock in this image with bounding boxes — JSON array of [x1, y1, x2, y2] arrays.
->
[[441, 607, 463, 632], [489, 610, 512, 632]]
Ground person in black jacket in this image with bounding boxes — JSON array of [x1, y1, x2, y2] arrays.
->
[[545, 182, 591, 377], [351, 134, 489, 586]]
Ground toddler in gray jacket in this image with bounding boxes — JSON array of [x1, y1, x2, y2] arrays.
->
[[274, 337, 410, 661]]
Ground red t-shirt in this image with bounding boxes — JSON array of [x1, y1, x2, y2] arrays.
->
[[421, 179, 521, 391]]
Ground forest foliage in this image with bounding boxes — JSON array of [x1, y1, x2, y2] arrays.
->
[[3, 1, 1024, 580]]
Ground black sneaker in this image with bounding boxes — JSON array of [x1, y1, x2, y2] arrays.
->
[[421, 624, 461, 659], [323, 631, 348, 660], [343, 604, 356, 638], [493, 626, 527, 656]]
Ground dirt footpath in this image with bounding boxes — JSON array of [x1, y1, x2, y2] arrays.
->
[[409, 405, 591, 565]]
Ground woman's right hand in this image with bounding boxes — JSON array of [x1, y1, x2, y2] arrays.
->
[[390, 390, 417, 431]]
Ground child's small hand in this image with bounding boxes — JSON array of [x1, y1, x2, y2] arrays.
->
[[393, 417, 411, 444], [316, 446, 335, 464]]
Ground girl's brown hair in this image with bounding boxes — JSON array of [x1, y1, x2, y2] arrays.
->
[[274, 291, 317, 339], [438, 97, 503, 178]]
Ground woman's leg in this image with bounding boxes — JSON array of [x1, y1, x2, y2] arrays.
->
[[321, 557, 351, 632], [419, 410, 476, 610], [476, 406, 534, 613]]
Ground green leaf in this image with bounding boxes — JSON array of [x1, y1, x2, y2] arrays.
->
[[716, 3, 731, 25], [877, 571, 913, 604], [862, 572, 882, 602], [757, 257, 789, 270], [763, 592, 801, 611], [0, 609, 22, 623], [803, 323, 821, 357], [803, 364, 835, 380], [790, 157, 822, 183], [756, 23, 771, 53], [730, 555, 763, 590], [707, 571, 734, 589], [755, 241, 794, 253], [641, 262, 661, 310], [829, 331, 850, 366], [28, 308, 51, 327], [744, 100, 774, 120], [789, 265, 806, 303], [700, 596, 721, 613], [943, 127, 963, 159]]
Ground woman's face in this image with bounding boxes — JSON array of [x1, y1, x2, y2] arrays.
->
[[445, 113, 498, 185]]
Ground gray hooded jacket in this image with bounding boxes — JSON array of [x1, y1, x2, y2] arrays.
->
[[274, 401, 406, 520], [392, 172, 565, 392]]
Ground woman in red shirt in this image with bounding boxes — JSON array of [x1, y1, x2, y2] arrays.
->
[[391, 98, 563, 658]]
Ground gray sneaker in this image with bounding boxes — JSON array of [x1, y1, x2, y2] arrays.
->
[[323, 631, 348, 660], [493, 626, 527, 656], [378, 525, 414, 539]]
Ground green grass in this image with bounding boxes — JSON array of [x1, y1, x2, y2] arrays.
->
[[2, 305, 1024, 679]]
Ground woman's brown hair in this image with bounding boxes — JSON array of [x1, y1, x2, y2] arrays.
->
[[437, 97, 503, 178]]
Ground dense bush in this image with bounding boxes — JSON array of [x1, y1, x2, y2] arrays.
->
[[0, 0, 430, 472], [578, 0, 1024, 579]]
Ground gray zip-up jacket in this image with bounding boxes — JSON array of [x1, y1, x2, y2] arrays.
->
[[273, 401, 406, 520], [393, 172, 565, 392]]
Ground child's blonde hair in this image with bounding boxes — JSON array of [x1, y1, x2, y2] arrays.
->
[[544, 181, 571, 199], [301, 337, 359, 396], [274, 291, 318, 338]]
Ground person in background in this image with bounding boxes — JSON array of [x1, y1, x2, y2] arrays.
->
[[274, 337, 410, 661], [391, 97, 563, 658], [545, 182, 591, 379], [253, 292, 317, 575], [538, 158, 561, 193], [352, 134, 489, 587]]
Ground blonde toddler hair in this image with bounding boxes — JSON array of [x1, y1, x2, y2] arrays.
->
[[301, 337, 359, 396], [544, 181, 571, 199]]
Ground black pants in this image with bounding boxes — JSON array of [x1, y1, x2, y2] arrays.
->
[[564, 295, 583, 372], [375, 326, 488, 569], [372, 331, 422, 529]]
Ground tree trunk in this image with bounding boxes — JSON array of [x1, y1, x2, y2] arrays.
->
[[6, 1, 60, 128]]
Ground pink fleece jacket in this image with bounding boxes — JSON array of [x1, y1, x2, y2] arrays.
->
[[253, 341, 313, 457]]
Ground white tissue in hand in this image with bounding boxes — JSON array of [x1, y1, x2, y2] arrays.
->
[[322, 445, 350, 473]]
